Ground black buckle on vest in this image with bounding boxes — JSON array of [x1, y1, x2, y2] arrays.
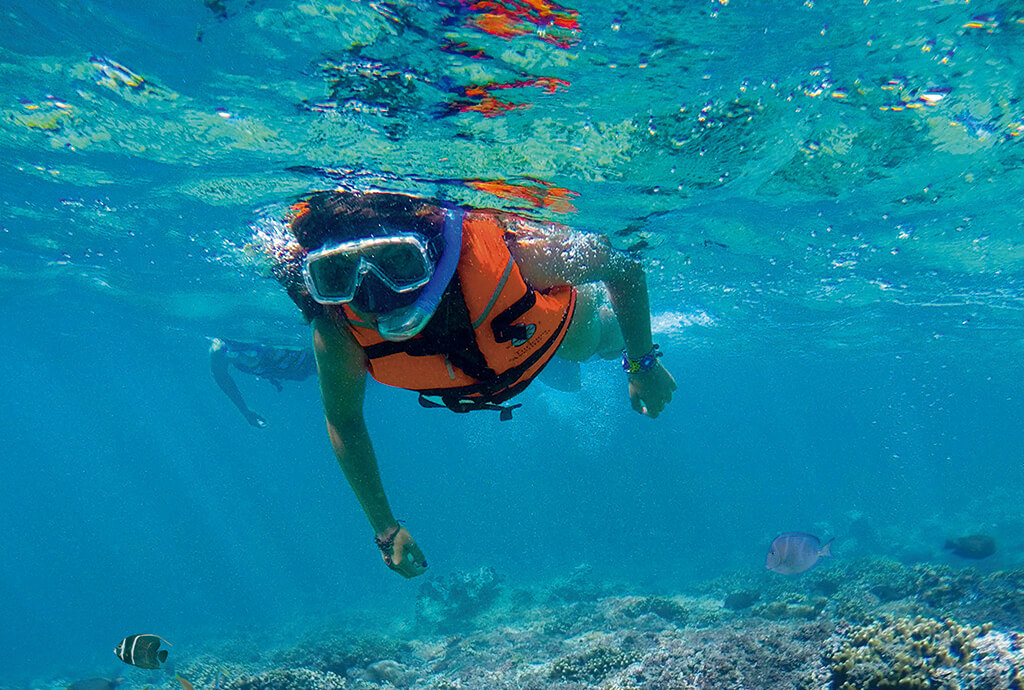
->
[[418, 394, 521, 421], [491, 289, 537, 344]]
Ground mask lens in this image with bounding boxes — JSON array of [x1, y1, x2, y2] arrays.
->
[[360, 241, 432, 285], [306, 251, 360, 302], [304, 234, 436, 306]]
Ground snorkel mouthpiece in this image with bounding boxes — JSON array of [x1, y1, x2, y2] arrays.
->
[[376, 208, 464, 342], [375, 304, 436, 342]]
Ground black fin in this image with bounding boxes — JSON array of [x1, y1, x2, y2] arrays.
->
[[158, 649, 168, 662]]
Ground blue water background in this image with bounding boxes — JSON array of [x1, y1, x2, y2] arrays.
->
[[3, 0, 1024, 685]]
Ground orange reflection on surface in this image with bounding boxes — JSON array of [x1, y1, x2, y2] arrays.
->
[[447, 77, 570, 117], [467, 178, 579, 213], [462, 0, 580, 48]]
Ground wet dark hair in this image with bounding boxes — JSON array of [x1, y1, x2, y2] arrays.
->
[[290, 190, 445, 251], [281, 190, 445, 321]]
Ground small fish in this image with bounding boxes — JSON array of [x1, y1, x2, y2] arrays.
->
[[88, 56, 146, 89], [766, 532, 834, 575], [114, 634, 172, 669], [918, 86, 951, 105], [176, 676, 195, 690], [68, 679, 122, 690], [944, 534, 996, 559]]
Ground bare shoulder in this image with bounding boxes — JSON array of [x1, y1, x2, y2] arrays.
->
[[312, 317, 367, 379], [312, 316, 368, 418], [500, 213, 613, 288]]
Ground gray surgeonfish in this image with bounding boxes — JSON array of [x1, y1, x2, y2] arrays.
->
[[114, 634, 171, 669], [766, 532, 834, 575]]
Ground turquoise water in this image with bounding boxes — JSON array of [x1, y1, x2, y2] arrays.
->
[[2, 0, 1024, 687]]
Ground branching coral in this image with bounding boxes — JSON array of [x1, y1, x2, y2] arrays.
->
[[224, 668, 346, 690], [549, 646, 643, 683], [829, 616, 994, 689], [416, 568, 503, 631], [271, 633, 407, 677], [619, 596, 690, 626]]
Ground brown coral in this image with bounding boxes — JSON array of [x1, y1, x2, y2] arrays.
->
[[829, 615, 993, 689]]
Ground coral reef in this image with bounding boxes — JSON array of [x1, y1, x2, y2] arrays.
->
[[627, 620, 835, 689], [416, 568, 503, 631], [549, 646, 643, 683], [618, 596, 691, 626], [753, 595, 828, 621], [828, 615, 1017, 689], [37, 559, 1024, 690], [723, 590, 759, 610], [224, 668, 346, 690], [271, 632, 409, 677]]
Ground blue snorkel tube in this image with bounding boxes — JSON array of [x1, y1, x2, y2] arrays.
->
[[375, 207, 465, 342]]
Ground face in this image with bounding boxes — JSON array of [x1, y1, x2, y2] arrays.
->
[[350, 272, 424, 316], [766, 549, 780, 570]]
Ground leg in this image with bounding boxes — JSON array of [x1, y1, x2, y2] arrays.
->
[[556, 284, 625, 362]]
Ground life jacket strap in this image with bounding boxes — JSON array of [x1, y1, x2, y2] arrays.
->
[[418, 394, 522, 421], [361, 275, 498, 384], [491, 289, 537, 344], [354, 276, 576, 415]]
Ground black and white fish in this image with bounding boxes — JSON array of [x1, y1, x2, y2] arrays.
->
[[114, 634, 171, 669]]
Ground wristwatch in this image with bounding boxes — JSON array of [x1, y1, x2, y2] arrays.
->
[[622, 344, 662, 374]]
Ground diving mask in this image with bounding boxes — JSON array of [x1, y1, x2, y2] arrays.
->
[[303, 233, 438, 306], [302, 208, 465, 343]]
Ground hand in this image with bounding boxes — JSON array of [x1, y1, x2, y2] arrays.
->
[[245, 411, 268, 428], [627, 361, 677, 418], [377, 525, 428, 578]]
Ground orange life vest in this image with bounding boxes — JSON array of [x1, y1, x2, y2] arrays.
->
[[332, 210, 576, 417]]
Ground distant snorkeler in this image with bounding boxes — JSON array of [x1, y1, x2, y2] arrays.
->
[[766, 532, 834, 575], [113, 634, 171, 670], [209, 338, 316, 428], [263, 189, 677, 578]]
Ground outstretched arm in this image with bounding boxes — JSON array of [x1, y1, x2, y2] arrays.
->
[[507, 224, 676, 417], [210, 339, 267, 428], [312, 316, 427, 577]]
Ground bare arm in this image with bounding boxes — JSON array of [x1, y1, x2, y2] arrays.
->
[[312, 316, 427, 576], [507, 225, 653, 358], [210, 339, 266, 428], [506, 220, 676, 417]]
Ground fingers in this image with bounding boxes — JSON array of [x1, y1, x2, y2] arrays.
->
[[645, 388, 673, 418], [399, 543, 428, 578], [647, 382, 673, 418], [383, 531, 428, 578], [629, 369, 674, 418], [629, 384, 645, 415]]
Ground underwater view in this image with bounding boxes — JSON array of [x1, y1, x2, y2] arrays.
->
[[3, 0, 1024, 687]]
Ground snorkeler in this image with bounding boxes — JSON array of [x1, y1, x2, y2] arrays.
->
[[271, 190, 676, 577], [209, 338, 316, 427]]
